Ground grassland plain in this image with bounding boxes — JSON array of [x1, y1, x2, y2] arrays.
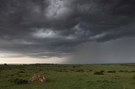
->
[[0, 64, 135, 89]]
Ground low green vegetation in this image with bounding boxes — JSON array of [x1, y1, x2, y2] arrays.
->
[[0, 64, 135, 89], [10, 78, 28, 85]]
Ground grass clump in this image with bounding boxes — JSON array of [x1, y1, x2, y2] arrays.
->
[[107, 70, 116, 73], [94, 70, 104, 75], [75, 69, 84, 72], [11, 78, 28, 84], [119, 70, 124, 72], [132, 75, 135, 79]]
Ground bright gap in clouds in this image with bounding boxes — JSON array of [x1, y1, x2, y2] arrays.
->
[[46, 0, 72, 19], [0, 51, 67, 64], [33, 28, 58, 38], [0, 56, 67, 64]]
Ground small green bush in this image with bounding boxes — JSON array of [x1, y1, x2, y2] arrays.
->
[[132, 75, 135, 79], [97, 80, 114, 83], [4, 63, 7, 66], [17, 70, 25, 73], [57, 69, 68, 72], [89, 70, 93, 72], [131, 70, 135, 72], [107, 70, 116, 73], [124, 70, 129, 72], [94, 70, 104, 75], [119, 70, 124, 72], [72, 65, 76, 68], [11, 78, 28, 84], [75, 69, 84, 72], [70, 69, 74, 71]]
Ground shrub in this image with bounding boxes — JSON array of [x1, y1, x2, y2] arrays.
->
[[131, 70, 135, 72], [124, 70, 129, 72], [89, 70, 93, 72], [75, 69, 84, 72], [39, 69, 42, 71], [57, 69, 68, 72], [107, 70, 116, 73], [20, 68, 25, 71], [97, 80, 114, 83], [4, 63, 7, 66], [94, 70, 104, 75], [70, 69, 74, 71], [119, 70, 124, 72], [11, 78, 28, 84], [72, 65, 76, 68], [17, 70, 25, 73], [132, 75, 135, 79]]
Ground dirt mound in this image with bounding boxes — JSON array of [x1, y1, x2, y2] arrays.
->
[[30, 74, 47, 83]]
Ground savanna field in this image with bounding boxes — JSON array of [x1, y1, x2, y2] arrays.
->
[[0, 64, 135, 89]]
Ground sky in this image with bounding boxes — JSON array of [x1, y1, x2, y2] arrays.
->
[[0, 0, 135, 64]]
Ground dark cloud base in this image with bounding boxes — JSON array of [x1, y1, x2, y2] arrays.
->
[[0, 0, 135, 58]]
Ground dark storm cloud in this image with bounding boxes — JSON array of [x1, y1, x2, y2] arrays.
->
[[0, 0, 135, 58]]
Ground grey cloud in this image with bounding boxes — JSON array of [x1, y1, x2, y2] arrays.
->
[[0, 0, 135, 59], [68, 38, 135, 64]]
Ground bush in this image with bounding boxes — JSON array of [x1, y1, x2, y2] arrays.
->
[[17, 70, 25, 73], [75, 69, 84, 72], [94, 70, 104, 75], [4, 63, 7, 66], [70, 69, 74, 71], [57, 69, 68, 72], [119, 70, 124, 72], [11, 78, 28, 84], [132, 75, 135, 79], [89, 70, 93, 72], [72, 65, 76, 68], [97, 80, 114, 83], [124, 70, 129, 72], [131, 70, 135, 72], [107, 70, 116, 73]]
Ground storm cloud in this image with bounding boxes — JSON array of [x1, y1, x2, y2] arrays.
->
[[0, 0, 135, 62]]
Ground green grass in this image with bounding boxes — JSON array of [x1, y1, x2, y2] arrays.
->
[[0, 64, 135, 89]]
